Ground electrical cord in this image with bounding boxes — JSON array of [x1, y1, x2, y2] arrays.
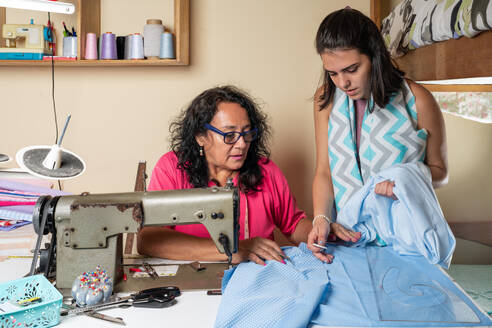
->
[[48, 12, 62, 191]]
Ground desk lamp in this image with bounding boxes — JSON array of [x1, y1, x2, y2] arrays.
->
[[16, 115, 86, 180], [0, 0, 74, 14]]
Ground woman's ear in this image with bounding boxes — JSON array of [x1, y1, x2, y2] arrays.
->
[[195, 134, 205, 147]]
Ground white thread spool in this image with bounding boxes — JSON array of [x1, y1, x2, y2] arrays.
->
[[126, 33, 144, 59], [143, 19, 164, 59]]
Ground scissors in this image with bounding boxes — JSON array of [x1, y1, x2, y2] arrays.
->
[[61, 286, 180, 317]]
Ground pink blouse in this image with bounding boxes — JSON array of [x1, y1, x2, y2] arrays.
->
[[148, 151, 306, 240]]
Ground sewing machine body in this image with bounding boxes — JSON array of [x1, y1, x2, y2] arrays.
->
[[34, 187, 239, 289]]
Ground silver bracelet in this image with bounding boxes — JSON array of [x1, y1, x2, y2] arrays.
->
[[312, 214, 332, 226]]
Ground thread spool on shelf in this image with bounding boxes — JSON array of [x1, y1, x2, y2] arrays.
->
[[84, 33, 97, 60], [101, 32, 117, 60], [116, 36, 126, 60], [125, 33, 144, 60], [144, 19, 164, 60], [159, 31, 175, 59]]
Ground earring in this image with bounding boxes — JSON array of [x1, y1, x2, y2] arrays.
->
[[199, 146, 204, 156]]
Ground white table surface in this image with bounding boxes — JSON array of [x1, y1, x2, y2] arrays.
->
[[0, 258, 222, 327], [2, 256, 490, 328]]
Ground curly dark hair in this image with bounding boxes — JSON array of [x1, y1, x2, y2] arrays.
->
[[169, 86, 271, 193], [315, 8, 405, 112]]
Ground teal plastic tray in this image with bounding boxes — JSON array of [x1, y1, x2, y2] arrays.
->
[[0, 275, 62, 328]]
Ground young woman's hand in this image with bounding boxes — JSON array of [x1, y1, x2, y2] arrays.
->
[[374, 180, 397, 199], [331, 223, 361, 243], [307, 221, 361, 263], [307, 218, 333, 263]]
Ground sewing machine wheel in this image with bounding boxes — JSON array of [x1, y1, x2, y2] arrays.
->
[[31, 196, 59, 278], [33, 196, 59, 235]]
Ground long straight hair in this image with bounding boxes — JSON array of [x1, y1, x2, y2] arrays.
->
[[315, 8, 404, 111]]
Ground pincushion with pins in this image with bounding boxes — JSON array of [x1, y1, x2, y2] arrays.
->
[[71, 266, 113, 306]]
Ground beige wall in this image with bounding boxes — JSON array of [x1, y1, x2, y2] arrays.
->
[[1, 1, 490, 263], [1, 0, 369, 208]]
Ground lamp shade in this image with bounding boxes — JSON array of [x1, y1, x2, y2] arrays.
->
[[16, 145, 85, 180], [0, 0, 75, 14]]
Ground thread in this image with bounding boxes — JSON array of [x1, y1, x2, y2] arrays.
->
[[84, 33, 97, 60], [62, 36, 77, 58], [124, 35, 131, 59], [159, 32, 175, 59], [100, 32, 117, 60], [125, 33, 144, 60], [116, 36, 126, 60], [144, 19, 164, 59], [98, 36, 102, 59]]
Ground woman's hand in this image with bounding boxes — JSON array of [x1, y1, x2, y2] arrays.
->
[[331, 222, 361, 243], [307, 218, 333, 263], [374, 180, 397, 199], [232, 237, 287, 266], [307, 221, 361, 263]]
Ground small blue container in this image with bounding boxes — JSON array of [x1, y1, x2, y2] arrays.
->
[[0, 275, 62, 328]]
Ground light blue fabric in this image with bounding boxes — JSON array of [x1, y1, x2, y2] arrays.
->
[[328, 81, 427, 211], [215, 245, 329, 328], [336, 162, 456, 268], [311, 244, 492, 327], [215, 244, 492, 327]]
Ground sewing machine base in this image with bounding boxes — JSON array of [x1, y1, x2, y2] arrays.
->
[[116, 263, 228, 293], [55, 262, 228, 297]]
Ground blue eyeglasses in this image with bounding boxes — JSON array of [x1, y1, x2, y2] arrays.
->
[[204, 123, 258, 144]]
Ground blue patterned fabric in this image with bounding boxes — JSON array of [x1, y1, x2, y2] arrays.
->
[[328, 81, 427, 211], [215, 244, 492, 328], [215, 245, 329, 328], [336, 162, 455, 268]]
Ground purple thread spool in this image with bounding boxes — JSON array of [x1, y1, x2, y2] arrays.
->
[[101, 32, 117, 60]]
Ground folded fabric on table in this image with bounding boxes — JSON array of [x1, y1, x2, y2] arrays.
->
[[0, 179, 71, 230], [0, 220, 31, 231], [215, 244, 492, 328], [0, 179, 70, 196], [215, 244, 329, 328], [336, 162, 455, 268]]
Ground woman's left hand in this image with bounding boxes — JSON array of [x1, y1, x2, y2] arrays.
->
[[374, 180, 397, 199]]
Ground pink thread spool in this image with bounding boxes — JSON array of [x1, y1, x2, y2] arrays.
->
[[84, 33, 98, 60]]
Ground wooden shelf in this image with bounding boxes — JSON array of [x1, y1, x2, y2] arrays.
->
[[0, 0, 189, 67]]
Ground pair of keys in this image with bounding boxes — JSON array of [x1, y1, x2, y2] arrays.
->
[[61, 286, 180, 325]]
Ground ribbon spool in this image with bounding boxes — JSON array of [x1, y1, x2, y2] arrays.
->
[[143, 19, 164, 59], [101, 32, 117, 60], [84, 33, 98, 60]]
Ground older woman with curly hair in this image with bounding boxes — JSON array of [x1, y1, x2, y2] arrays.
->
[[137, 86, 312, 265]]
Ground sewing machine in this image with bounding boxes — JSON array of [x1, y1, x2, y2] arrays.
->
[[0, 23, 52, 59], [31, 183, 239, 290]]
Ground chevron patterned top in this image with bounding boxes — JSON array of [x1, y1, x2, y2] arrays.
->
[[328, 80, 428, 212]]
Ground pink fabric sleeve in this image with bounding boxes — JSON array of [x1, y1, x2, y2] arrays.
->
[[263, 160, 306, 236]]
